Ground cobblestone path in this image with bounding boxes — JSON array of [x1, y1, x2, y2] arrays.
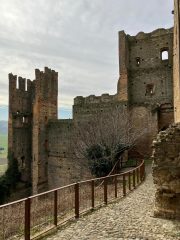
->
[[45, 166, 180, 240]]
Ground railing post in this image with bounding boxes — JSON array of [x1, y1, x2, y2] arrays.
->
[[133, 170, 136, 188], [25, 198, 31, 240], [54, 190, 58, 226], [91, 180, 95, 209], [137, 168, 139, 184], [114, 176, 117, 198], [143, 163, 145, 180], [128, 172, 131, 191], [123, 174, 126, 196], [75, 183, 79, 218], [140, 165, 143, 181], [104, 178, 108, 205]]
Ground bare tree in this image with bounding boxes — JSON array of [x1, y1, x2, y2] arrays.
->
[[72, 107, 147, 177]]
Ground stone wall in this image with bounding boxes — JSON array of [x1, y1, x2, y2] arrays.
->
[[152, 124, 180, 219], [128, 28, 173, 106], [73, 94, 127, 120], [47, 119, 91, 189], [152, 1, 180, 220], [130, 105, 158, 157], [173, 0, 180, 123]]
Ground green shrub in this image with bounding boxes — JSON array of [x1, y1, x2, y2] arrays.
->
[[0, 153, 20, 204], [86, 143, 129, 177]]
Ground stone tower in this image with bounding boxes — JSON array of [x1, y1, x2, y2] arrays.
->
[[8, 67, 58, 194], [117, 29, 174, 108], [32, 67, 58, 194], [8, 74, 33, 183]]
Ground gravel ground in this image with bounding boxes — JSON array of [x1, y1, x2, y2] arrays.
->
[[45, 165, 180, 240]]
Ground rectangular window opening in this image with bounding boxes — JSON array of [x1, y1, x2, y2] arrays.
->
[[136, 57, 141, 66], [145, 84, 155, 96], [161, 49, 169, 61]]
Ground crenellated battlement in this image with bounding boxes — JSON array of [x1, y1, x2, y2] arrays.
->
[[9, 73, 33, 93], [34, 67, 58, 81], [74, 93, 117, 105], [34, 67, 58, 100]]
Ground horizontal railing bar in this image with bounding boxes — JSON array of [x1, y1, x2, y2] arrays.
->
[[78, 160, 144, 184], [0, 159, 145, 240], [29, 183, 76, 199], [0, 160, 144, 207], [0, 197, 27, 209]]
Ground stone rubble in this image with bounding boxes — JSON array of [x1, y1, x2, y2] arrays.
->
[[44, 165, 180, 240], [152, 123, 180, 219]]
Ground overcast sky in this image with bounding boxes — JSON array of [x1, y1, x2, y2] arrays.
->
[[0, 0, 174, 120]]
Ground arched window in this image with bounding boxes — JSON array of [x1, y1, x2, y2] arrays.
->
[[161, 49, 169, 61]]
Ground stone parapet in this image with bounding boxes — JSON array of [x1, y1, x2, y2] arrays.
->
[[74, 94, 117, 105]]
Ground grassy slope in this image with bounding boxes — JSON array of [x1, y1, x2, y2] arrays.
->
[[0, 134, 8, 159], [0, 134, 8, 175]]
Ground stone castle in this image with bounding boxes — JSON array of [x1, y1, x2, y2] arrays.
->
[[8, 3, 179, 195]]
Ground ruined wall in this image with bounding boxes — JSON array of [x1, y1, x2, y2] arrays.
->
[[130, 105, 158, 157], [73, 93, 129, 127], [47, 119, 91, 188], [158, 103, 174, 131], [117, 31, 129, 101], [152, 0, 180, 221], [73, 94, 127, 120], [173, 0, 180, 123], [152, 124, 180, 219], [128, 28, 173, 106], [116, 28, 174, 150], [8, 74, 33, 183]]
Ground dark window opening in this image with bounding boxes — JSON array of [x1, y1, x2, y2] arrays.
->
[[161, 49, 169, 61], [145, 84, 155, 96], [161, 126, 168, 131], [136, 57, 141, 66]]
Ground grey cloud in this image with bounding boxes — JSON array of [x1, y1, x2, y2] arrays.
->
[[0, 0, 173, 112]]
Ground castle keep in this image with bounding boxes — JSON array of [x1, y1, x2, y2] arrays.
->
[[8, 26, 175, 194]]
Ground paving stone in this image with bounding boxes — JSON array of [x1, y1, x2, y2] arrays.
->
[[44, 165, 180, 240]]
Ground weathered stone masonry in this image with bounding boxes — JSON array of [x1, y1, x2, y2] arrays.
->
[[152, 0, 180, 220], [153, 124, 180, 219], [8, 22, 175, 195]]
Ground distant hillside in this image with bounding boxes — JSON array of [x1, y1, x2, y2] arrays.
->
[[0, 121, 8, 135]]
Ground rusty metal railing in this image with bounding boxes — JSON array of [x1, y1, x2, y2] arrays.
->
[[0, 160, 145, 240]]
